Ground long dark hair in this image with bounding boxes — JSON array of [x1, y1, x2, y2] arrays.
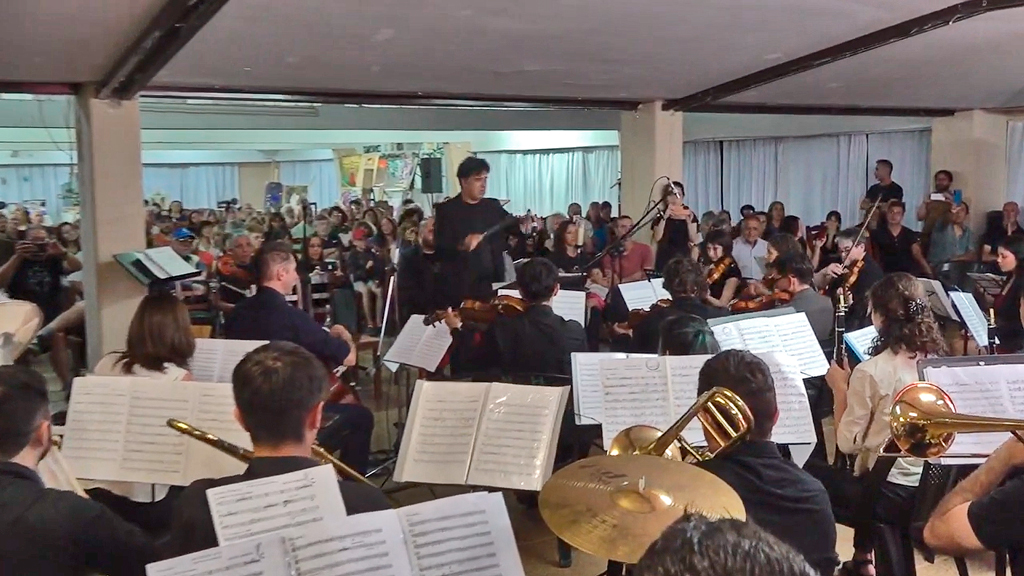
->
[[116, 293, 196, 373], [552, 219, 577, 255], [867, 272, 946, 358]]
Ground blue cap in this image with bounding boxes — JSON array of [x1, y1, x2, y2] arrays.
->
[[172, 228, 196, 241]]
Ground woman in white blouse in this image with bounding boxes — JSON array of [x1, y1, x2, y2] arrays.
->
[[826, 272, 946, 576]]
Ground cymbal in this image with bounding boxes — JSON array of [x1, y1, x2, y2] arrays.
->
[[539, 454, 745, 564]]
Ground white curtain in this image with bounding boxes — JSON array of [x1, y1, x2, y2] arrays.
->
[[776, 133, 867, 227], [479, 147, 620, 216], [143, 165, 239, 208], [279, 160, 342, 210], [683, 141, 722, 215], [0, 165, 75, 218], [722, 139, 779, 219], [1007, 121, 1024, 206], [866, 130, 932, 228]]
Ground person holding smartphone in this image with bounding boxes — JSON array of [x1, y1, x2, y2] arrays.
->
[[0, 225, 81, 325]]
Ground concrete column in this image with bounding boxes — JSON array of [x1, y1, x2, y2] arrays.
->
[[444, 142, 473, 196], [619, 102, 683, 245], [76, 89, 147, 368], [931, 110, 1010, 231]]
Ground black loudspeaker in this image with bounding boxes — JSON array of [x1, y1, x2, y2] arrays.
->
[[420, 157, 443, 195]]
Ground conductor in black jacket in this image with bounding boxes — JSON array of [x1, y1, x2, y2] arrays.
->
[[434, 157, 513, 307], [444, 258, 587, 377]]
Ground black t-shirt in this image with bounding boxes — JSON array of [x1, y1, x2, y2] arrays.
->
[[655, 216, 694, 272], [709, 262, 742, 300], [9, 257, 64, 322], [870, 225, 921, 274], [546, 250, 586, 273], [982, 224, 1024, 252], [968, 471, 1024, 575], [434, 196, 511, 306], [995, 275, 1024, 353], [865, 181, 904, 204]]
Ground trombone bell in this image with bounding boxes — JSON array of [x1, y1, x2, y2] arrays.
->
[[607, 387, 753, 462]]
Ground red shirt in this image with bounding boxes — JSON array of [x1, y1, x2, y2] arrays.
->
[[601, 242, 654, 282]]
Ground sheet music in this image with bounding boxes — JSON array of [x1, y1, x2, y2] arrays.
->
[[384, 315, 453, 372], [190, 338, 268, 383], [571, 352, 627, 425], [844, 325, 879, 362], [650, 277, 671, 300], [758, 352, 816, 445], [950, 291, 989, 348], [185, 383, 251, 483], [918, 278, 957, 319], [922, 365, 1016, 457], [121, 384, 192, 484], [467, 383, 568, 491], [397, 492, 526, 576], [709, 322, 746, 350], [207, 464, 346, 545], [600, 357, 673, 449], [664, 355, 712, 444], [617, 279, 660, 311], [60, 377, 131, 482], [394, 381, 488, 485], [498, 289, 587, 327], [141, 246, 201, 279], [145, 534, 293, 576], [286, 509, 413, 576], [712, 313, 828, 377]]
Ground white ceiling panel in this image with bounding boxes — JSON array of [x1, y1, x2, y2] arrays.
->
[[154, 0, 950, 100], [0, 0, 169, 83], [724, 8, 1024, 109]]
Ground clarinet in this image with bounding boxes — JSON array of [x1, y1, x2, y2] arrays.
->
[[834, 289, 847, 365], [988, 307, 998, 355]]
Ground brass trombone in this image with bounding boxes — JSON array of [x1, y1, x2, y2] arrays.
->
[[166, 418, 381, 491], [882, 382, 1024, 459], [607, 387, 753, 462]]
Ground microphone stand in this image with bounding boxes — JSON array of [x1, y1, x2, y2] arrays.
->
[[579, 177, 673, 277]]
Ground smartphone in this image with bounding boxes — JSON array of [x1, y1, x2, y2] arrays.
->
[[953, 189, 963, 205], [31, 241, 47, 255]]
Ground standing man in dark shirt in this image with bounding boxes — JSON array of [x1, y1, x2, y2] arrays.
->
[[870, 201, 933, 276], [694, 351, 838, 576], [397, 217, 443, 321], [862, 159, 904, 210], [0, 366, 157, 575], [434, 157, 513, 307], [164, 343, 390, 557]]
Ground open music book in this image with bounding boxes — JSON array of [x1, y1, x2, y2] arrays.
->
[[62, 376, 250, 486], [949, 291, 990, 349], [189, 338, 268, 383], [115, 246, 203, 286], [146, 534, 294, 576], [383, 314, 453, 372], [209, 472, 525, 576], [843, 325, 879, 363], [597, 352, 815, 451], [617, 278, 671, 311], [394, 380, 569, 491], [571, 352, 655, 425], [498, 288, 587, 327], [710, 312, 829, 377]]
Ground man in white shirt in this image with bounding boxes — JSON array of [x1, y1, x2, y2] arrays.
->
[[733, 216, 768, 280]]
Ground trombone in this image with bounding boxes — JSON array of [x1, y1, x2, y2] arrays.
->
[[607, 387, 753, 462], [166, 418, 381, 491], [882, 382, 1024, 459]]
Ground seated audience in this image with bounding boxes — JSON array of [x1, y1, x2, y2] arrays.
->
[[164, 342, 390, 556], [0, 365, 157, 574], [635, 513, 817, 576], [980, 201, 1024, 261], [695, 350, 838, 576], [734, 215, 769, 280], [927, 201, 974, 272], [601, 215, 654, 284], [215, 233, 257, 313], [348, 222, 384, 333], [630, 257, 727, 354], [547, 218, 587, 273]]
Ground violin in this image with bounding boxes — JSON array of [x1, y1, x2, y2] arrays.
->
[[706, 256, 734, 286], [627, 299, 672, 328], [729, 290, 792, 313], [424, 294, 528, 327], [841, 259, 864, 292], [216, 254, 254, 282]]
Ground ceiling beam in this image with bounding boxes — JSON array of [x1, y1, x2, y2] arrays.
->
[[96, 0, 233, 101], [690, 103, 957, 117], [663, 0, 1024, 112]]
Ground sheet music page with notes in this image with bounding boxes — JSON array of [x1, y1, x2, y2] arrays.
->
[[121, 382, 193, 484], [617, 280, 660, 311], [145, 534, 293, 576], [922, 365, 1016, 457], [599, 357, 674, 450], [394, 380, 488, 485], [709, 321, 747, 351], [844, 326, 879, 362], [384, 315, 453, 372], [397, 492, 526, 576], [571, 352, 628, 425], [664, 355, 713, 444], [770, 313, 830, 376], [183, 382, 250, 483], [467, 383, 568, 491], [284, 508, 413, 576], [208, 464, 346, 545], [758, 352, 816, 445], [950, 292, 989, 348], [61, 376, 132, 483]]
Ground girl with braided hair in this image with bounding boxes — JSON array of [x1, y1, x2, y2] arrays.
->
[[825, 272, 946, 576]]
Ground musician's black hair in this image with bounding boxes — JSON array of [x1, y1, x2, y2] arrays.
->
[[658, 314, 720, 357], [1001, 235, 1024, 273], [935, 169, 953, 182], [768, 233, 802, 259], [518, 258, 560, 304], [826, 210, 842, 225], [600, 201, 613, 211], [0, 366, 50, 460], [836, 227, 866, 246], [663, 257, 707, 300], [255, 240, 295, 283], [889, 201, 907, 213], [456, 156, 490, 180], [704, 229, 733, 256], [635, 512, 816, 576], [779, 215, 802, 237], [740, 204, 755, 214], [774, 251, 814, 286], [697, 350, 776, 441], [876, 158, 894, 173], [232, 342, 330, 446], [661, 181, 685, 199]]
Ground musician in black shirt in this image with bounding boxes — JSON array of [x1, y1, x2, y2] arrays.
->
[[0, 366, 157, 575], [631, 256, 727, 354], [814, 228, 884, 331], [434, 157, 513, 306], [165, 342, 390, 557]]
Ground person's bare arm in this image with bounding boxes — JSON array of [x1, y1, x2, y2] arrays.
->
[[912, 243, 933, 277], [706, 277, 739, 308]]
